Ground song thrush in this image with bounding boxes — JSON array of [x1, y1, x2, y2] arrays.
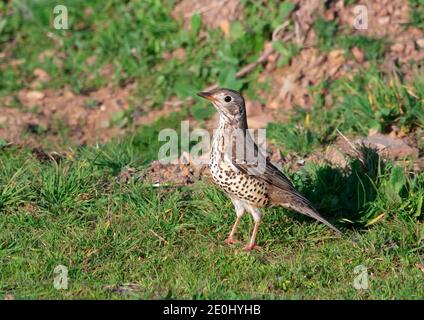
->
[[198, 88, 341, 251]]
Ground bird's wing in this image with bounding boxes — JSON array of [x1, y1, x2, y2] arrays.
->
[[231, 130, 341, 234], [230, 129, 295, 191]]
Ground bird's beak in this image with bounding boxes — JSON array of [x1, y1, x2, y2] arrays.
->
[[197, 91, 217, 103]]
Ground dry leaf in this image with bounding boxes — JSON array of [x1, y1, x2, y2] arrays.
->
[[220, 20, 230, 37], [366, 213, 386, 226]]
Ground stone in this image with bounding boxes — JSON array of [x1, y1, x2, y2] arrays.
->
[[351, 46, 364, 62], [26, 90, 45, 101], [357, 133, 418, 159], [391, 43, 404, 53], [416, 38, 424, 49], [378, 16, 390, 25], [33, 68, 50, 83]]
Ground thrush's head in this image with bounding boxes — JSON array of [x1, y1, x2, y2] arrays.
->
[[197, 88, 246, 124]]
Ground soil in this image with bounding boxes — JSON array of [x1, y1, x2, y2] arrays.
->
[[1, 0, 423, 177]]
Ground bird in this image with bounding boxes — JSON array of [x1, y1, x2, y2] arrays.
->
[[197, 88, 341, 251]]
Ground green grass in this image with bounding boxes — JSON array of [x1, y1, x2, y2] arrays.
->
[[267, 123, 319, 156], [313, 17, 386, 61], [337, 35, 387, 61], [321, 70, 424, 135], [314, 18, 338, 52], [0, 117, 423, 299], [1, 0, 424, 300], [410, 0, 424, 28], [0, 0, 289, 107]]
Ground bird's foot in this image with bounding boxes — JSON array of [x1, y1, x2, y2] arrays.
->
[[224, 237, 239, 245]]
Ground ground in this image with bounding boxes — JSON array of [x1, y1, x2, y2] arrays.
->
[[0, 0, 423, 299]]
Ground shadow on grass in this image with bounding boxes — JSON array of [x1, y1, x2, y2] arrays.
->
[[295, 146, 384, 231]]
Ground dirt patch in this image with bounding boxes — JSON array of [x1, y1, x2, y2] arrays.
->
[[171, 0, 243, 30], [0, 84, 134, 148], [246, 0, 424, 127], [299, 131, 422, 173], [264, 47, 351, 115], [116, 154, 210, 187], [337, 0, 424, 78], [0, 83, 188, 149]]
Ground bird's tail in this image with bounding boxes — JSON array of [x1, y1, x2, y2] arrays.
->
[[287, 201, 342, 235], [270, 189, 342, 235]]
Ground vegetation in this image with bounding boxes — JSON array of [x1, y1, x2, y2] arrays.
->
[[1, 118, 423, 299], [0, 0, 423, 299]]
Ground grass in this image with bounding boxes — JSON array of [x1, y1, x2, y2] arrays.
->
[[0, 0, 288, 108], [314, 18, 338, 52], [1, 0, 424, 300], [337, 35, 387, 61], [0, 115, 423, 299], [269, 68, 424, 151], [313, 15, 387, 61], [267, 123, 319, 157], [410, 0, 424, 28]]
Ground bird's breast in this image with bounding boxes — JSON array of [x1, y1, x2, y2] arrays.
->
[[209, 139, 269, 208]]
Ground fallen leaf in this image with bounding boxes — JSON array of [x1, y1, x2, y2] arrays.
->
[[415, 263, 424, 273], [104, 283, 140, 294], [26, 90, 45, 101], [220, 20, 230, 37], [366, 213, 386, 226], [33, 68, 50, 83]]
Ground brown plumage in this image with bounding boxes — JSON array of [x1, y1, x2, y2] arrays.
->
[[198, 88, 341, 251]]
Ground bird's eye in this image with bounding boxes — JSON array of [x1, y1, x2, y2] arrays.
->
[[224, 96, 232, 102]]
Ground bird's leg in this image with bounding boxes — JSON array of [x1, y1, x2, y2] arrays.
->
[[244, 207, 262, 251], [244, 221, 260, 251], [225, 216, 241, 245], [225, 198, 245, 245]]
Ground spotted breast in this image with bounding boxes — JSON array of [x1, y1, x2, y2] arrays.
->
[[209, 121, 269, 208]]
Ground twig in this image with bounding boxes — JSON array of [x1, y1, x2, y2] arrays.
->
[[149, 229, 169, 245], [272, 21, 290, 42], [336, 128, 365, 166], [237, 45, 276, 78], [294, 19, 301, 46]]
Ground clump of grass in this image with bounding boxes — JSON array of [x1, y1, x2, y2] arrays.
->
[[292, 149, 423, 226], [267, 122, 319, 157], [409, 0, 424, 29], [0, 155, 32, 213], [365, 163, 424, 221], [313, 18, 338, 51], [290, 69, 424, 144], [35, 160, 98, 215], [91, 138, 140, 176], [335, 72, 424, 134], [90, 111, 186, 174], [337, 35, 387, 61]]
